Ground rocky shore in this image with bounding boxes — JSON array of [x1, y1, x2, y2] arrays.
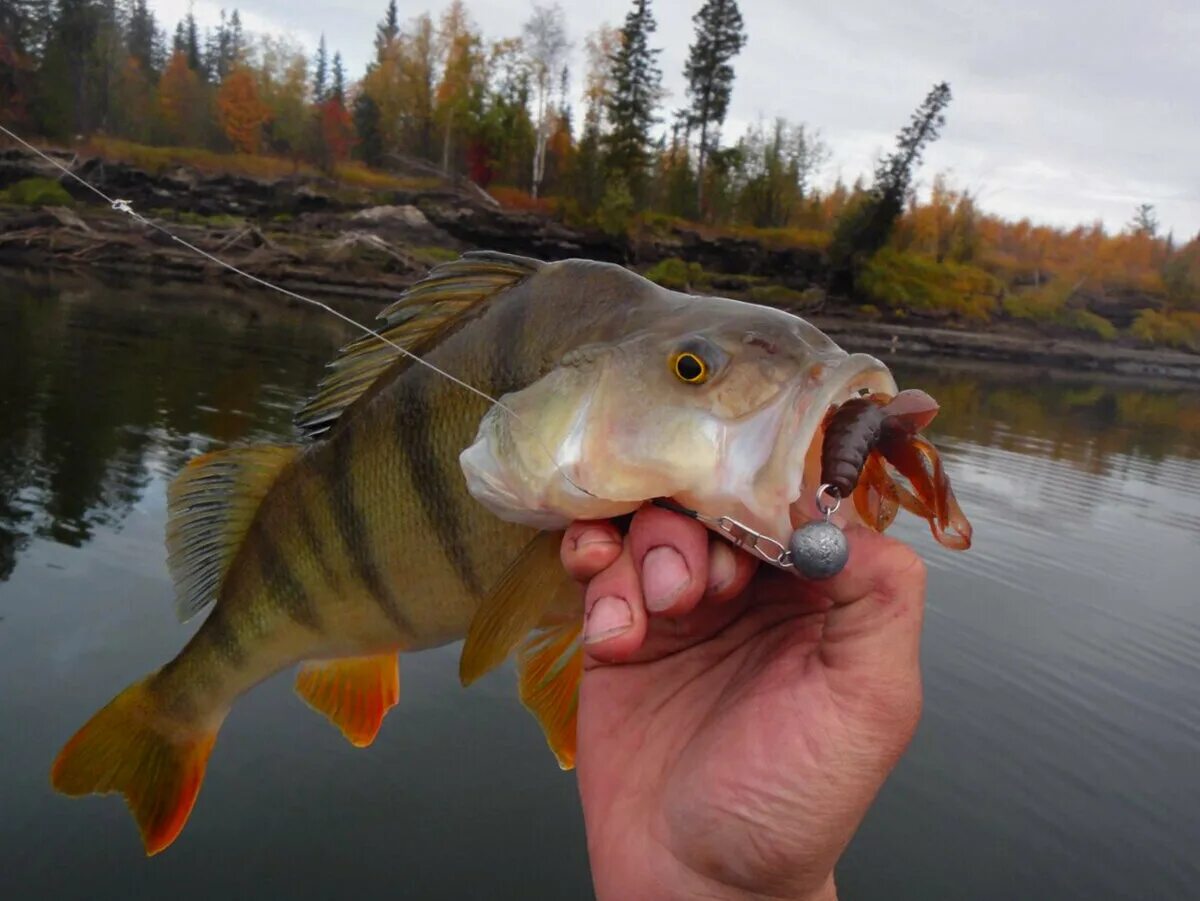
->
[[1, 148, 1197, 384]]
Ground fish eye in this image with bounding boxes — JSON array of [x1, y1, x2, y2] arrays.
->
[[671, 351, 709, 384]]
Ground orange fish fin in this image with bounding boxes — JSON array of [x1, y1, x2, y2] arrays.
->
[[50, 675, 220, 856], [459, 530, 577, 687], [295, 653, 400, 748], [295, 252, 542, 441], [166, 444, 300, 622], [517, 620, 583, 771]]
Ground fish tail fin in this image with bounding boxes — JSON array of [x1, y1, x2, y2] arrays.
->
[[50, 675, 219, 856]]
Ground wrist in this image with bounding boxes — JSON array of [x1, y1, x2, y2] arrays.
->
[[666, 873, 837, 901]]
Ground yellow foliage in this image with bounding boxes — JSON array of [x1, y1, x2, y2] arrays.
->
[[859, 249, 998, 322], [1130, 310, 1200, 352]]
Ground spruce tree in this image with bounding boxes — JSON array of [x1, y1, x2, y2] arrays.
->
[[183, 10, 202, 73], [604, 0, 662, 204], [313, 33, 328, 101], [126, 0, 159, 74], [331, 51, 346, 103], [830, 81, 953, 293], [375, 0, 399, 59], [683, 0, 745, 211]]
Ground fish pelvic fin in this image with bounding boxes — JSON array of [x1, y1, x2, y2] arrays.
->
[[294, 251, 543, 442], [459, 530, 578, 687], [295, 653, 400, 748], [166, 444, 300, 622], [51, 675, 221, 856], [518, 620, 583, 771]]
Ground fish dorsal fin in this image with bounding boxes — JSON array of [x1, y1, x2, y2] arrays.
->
[[165, 444, 299, 622], [294, 251, 543, 442]]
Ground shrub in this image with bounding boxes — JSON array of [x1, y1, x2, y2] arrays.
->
[[596, 178, 634, 237], [1, 177, 73, 206], [749, 284, 811, 307], [645, 257, 704, 291], [1002, 280, 1118, 340], [859, 249, 997, 322], [1130, 309, 1200, 352]]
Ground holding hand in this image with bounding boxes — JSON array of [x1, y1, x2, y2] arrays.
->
[[561, 505, 927, 901]]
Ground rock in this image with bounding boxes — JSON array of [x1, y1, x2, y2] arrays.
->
[[351, 205, 431, 228]]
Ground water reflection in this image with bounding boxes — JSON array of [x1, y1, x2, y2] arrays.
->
[[0, 272, 351, 582], [1, 271, 1197, 899]]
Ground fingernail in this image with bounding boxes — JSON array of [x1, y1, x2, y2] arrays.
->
[[706, 542, 736, 596], [575, 528, 618, 551], [643, 546, 690, 612], [584, 596, 632, 644]]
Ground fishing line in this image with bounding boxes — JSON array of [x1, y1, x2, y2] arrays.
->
[[0, 123, 596, 499]]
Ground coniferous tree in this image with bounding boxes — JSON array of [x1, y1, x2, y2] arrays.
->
[[830, 81, 952, 292], [183, 10, 202, 74], [330, 51, 346, 102], [683, 0, 745, 212], [374, 0, 399, 59], [604, 0, 662, 204], [228, 10, 243, 65], [313, 33, 328, 101], [354, 91, 384, 166], [125, 0, 159, 74]]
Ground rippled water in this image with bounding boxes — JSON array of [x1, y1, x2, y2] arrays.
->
[[1, 271, 1197, 899]]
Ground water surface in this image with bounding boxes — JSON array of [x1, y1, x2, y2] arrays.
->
[[0, 272, 1196, 899]]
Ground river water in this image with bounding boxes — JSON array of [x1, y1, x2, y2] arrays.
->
[[0, 271, 1197, 899]]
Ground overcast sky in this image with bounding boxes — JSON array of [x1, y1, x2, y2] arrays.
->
[[158, 0, 1200, 237]]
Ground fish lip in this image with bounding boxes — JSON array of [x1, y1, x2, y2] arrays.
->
[[785, 353, 898, 530]]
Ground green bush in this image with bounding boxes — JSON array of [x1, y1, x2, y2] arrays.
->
[[645, 257, 704, 291], [1, 177, 74, 206], [595, 178, 634, 237], [1130, 309, 1200, 352], [1002, 280, 1117, 341], [859, 249, 997, 322]]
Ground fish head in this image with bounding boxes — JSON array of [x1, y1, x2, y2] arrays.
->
[[461, 282, 897, 552]]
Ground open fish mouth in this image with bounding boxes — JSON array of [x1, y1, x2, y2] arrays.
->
[[786, 353, 898, 532]]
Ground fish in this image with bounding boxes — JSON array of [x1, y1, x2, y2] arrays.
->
[[50, 251, 972, 854]]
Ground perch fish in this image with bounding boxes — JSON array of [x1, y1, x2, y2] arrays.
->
[[51, 252, 971, 854]]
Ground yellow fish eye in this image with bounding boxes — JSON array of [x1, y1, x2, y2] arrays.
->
[[671, 351, 708, 384]]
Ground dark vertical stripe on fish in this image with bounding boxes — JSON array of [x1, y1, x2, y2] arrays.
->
[[255, 527, 320, 630], [204, 606, 246, 668], [395, 374, 483, 596], [326, 429, 411, 633], [489, 288, 528, 397], [295, 495, 336, 590]]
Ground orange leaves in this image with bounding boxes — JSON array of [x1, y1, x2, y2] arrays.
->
[[158, 51, 202, 143], [216, 67, 271, 154], [319, 97, 355, 166]]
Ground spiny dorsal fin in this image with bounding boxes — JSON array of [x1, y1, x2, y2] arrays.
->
[[165, 444, 299, 622], [295, 251, 543, 442]]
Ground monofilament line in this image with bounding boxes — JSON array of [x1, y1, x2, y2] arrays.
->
[[0, 123, 595, 499]]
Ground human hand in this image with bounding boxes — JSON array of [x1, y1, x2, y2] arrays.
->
[[560, 505, 927, 901]]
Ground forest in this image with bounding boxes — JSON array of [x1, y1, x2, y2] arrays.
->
[[1, 0, 1198, 350]]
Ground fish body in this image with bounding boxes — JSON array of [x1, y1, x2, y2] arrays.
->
[[50, 252, 970, 854]]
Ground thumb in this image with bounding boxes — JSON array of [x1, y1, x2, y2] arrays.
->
[[804, 527, 927, 741]]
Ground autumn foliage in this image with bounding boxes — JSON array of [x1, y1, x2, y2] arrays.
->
[[217, 67, 271, 154]]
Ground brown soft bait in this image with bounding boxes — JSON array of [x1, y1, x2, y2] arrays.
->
[[819, 389, 972, 551]]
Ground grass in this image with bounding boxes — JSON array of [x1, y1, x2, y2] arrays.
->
[[83, 137, 430, 192], [645, 257, 706, 291], [0, 177, 74, 206], [410, 245, 461, 265]]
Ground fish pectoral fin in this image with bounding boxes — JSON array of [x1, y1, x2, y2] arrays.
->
[[295, 653, 400, 748], [517, 620, 583, 771], [51, 675, 221, 856], [459, 530, 577, 687]]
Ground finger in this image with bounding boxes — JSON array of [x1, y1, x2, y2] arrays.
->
[[561, 520, 624, 583], [581, 540, 648, 664], [704, 537, 759, 604], [628, 504, 710, 617]]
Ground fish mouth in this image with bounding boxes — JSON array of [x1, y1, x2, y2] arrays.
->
[[785, 353, 897, 533]]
